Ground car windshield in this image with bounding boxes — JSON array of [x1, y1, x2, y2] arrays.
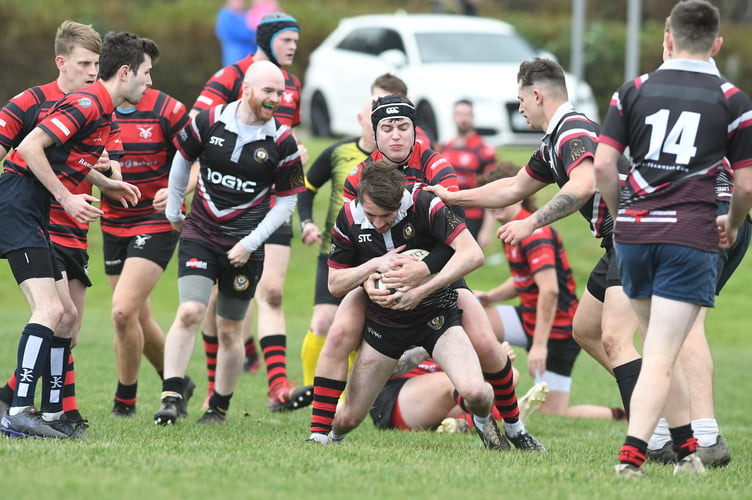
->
[[415, 32, 536, 64]]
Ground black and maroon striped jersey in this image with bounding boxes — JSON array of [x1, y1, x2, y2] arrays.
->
[[440, 131, 496, 221], [600, 59, 752, 252], [525, 103, 617, 240], [342, 142, 459, 202], [0, 81, 64, 152], [101, 88, 189, 237], [174, 101, 304, 254], [504, 208, 578, 340], [329, 183, 464, 327], [191, 54, 301, 128]]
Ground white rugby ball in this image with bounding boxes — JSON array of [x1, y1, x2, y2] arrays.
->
[[374, 248, 430, 292]]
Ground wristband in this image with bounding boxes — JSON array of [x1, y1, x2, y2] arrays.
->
[[102, 166, 114, 177], [300, 219, 313, 233]]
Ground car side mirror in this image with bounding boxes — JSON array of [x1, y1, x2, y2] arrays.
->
[[379, 49, 407, 69]]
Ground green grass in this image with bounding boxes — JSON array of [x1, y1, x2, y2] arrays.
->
[[1, 139, 751, 499]]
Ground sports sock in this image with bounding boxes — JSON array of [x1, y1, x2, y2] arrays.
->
[[613, 358, 642, 420], [0, 379, 14, 405], [648, 417, 671, 450], [472, 413, 490, 429], [310, 376, 346, 436], [611, 408, 627, 420], [691, 418, 719, 447], [62, 349, 81, 417], [202, 332, 218, 396], [162, 376, 184, 396], [114, 381, 138, 407], [244, 336, 257, 358], [619, 436, 647, 467], [300, 329, 326, 386], [452, 389, 468, 412], [12, 323, 54, 409], [41, 336, 69, 415], [208, 391, 232, 414], [260, 334, 289, 393], [484, 356, 520, 423], [670, 424, 698, 461]]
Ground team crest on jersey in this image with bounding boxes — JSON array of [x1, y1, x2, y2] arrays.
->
[[446, 207, 462, 230], [138, 126, 154, 139], [233, 274, 250, 291], [569, 138, 586, 162], [402, 223, 415, 240], [254, 148, 269, 162], [78, 97, 92, 108], [428, 315, 445, 330]]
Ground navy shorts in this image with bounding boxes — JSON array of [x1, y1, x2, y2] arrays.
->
[[616, 242, 717, 307], [103, 230, 179, 275], [177, 237, 263, 301], [53, 243, 92, 287], [364, 307, 462, 359], [314, 254, 341, 306]]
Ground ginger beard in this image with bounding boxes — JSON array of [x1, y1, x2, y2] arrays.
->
[[248, 88, 278, 121]]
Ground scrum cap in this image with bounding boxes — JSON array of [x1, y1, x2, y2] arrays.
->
[[256, 12, 299, 67], [371, 94, 416, 134]]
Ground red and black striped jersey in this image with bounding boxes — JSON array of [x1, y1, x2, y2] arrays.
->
[[504, 208, 578, 340], [2, 80, 121, 250], [101, 88, 189, 237], [191, 54, 301, 128], [0, 80, 64, 152], [174, 101, 304, 255], [342, 142, 458, 202], [600, 59, 752, 252], [440, 131, 496, 220]]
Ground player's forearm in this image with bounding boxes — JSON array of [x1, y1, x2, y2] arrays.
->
[[532, 288, 558, 347], [485, 277, 517, 303], [165, 153, 192, 222], [18, 141, 69, 203], [449, 178, 517, 208], [328, 261, 380, 297], [533, 190, 587, 229], [415, 232, 483, 296], [239, 195, 296, 253]]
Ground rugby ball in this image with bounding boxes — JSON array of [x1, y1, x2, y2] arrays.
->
[[374, 248, 430, 292]]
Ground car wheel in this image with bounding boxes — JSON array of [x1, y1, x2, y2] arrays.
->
[[416, 101, 438, 145], [310, 92, 331, 137]]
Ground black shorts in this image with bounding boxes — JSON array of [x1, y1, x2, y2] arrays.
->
[[178, 238, 263, 300], [0, 173, 51, 256], [53, 243, 92, 287], [716, 202, 752, 293], [364, 307, 462, 359], [6, 247, 60, 284], [544, 336, 582, 378], [585, 245, 620, 302], [369, 378, 409, 429], [265, 217, 293, 246], [314, 254, 341, 306], [102, 230, 179, 276]]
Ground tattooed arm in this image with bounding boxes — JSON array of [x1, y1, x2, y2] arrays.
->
[[498, 158, 595, 246], [390, 346, 430, 378]]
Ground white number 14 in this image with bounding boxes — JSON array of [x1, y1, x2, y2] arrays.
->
[[644, 109, 700, 165]]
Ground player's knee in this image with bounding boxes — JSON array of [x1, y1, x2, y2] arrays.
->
[[335, 407, 365, 432], [176, 301, 206, 328], [111, 302, 137, 332], [56, 305, 77, 335], [324, 322, 360, 355], [258, 285, 284, 309], [310, 315, 332, 336]]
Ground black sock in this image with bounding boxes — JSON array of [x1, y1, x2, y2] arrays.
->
[[613, 358, 642, 420]]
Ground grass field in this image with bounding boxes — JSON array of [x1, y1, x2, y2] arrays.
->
[[1, 140, 751, 499]]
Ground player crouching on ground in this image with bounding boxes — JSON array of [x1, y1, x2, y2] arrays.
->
[[307, 160, 509, 450]]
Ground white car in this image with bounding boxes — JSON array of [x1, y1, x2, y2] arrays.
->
[[301, 13, 598, 147]]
